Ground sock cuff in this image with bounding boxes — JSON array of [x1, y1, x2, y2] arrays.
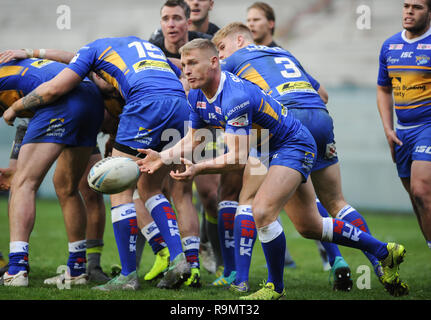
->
[[111, 202, 136, 223], [141, 221, 160, 241], [321, 217, 333, 242], [235, 205, 253, 217], [336, 205, 355, 220], [87, 246, 103, 255], [257, 220, 283, 243], [10, 241, 29, 254], [427, 241, 431, 249], [86, 239, 104, 249], [218, 200, 238, 211], [145, 194, 169, 212], [68, 240, 86, 253], [182, 236, 200, 250]]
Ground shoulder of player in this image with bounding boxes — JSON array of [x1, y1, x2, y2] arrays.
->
[[206, 23, 220, 36], [188, 31, 212, 40], [380, 31, 404, 49], [149, 28, 164, 45]]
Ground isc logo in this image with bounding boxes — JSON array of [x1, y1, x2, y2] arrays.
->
[[415, 145, 431, 154], [401, 51, 414, 58]]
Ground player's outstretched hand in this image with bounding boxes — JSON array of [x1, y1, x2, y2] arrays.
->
[[0, 49, 27, 64], [170, 157, 196, 181], [136, 148, 163, 174], [0, 167, 14, 191]]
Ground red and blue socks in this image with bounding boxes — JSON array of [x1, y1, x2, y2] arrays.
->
[[234, 205, 257, 284], [111, 203, 138, 276], [217, 201, 237, 277], [145, 194, 183, 261], [321, 217, 388, 260], [316, 200, 343, 267], [142, 221, 167, 255], [182, 236, 200, 269], [67, 240, 87, 277], [335, 205, 381, 274], [8, 241, 29, 275]]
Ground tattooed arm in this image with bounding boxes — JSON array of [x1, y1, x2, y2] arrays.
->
[[3, 68, 83, 125]]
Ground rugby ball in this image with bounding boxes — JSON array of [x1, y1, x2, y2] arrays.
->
[[87, 156, 140, 194]]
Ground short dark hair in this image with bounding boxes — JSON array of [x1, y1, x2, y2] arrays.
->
[[247, 2, 276, 35], [162, 0, 191, 19]]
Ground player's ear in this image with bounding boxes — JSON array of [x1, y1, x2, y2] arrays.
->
[[237, 34, 245, 47], [210, 55, 218, 68]]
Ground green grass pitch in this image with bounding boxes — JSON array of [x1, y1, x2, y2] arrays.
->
[[0, 197, 430, 300]]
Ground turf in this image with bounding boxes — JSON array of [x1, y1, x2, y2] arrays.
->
[[0, 197, 430, 300]]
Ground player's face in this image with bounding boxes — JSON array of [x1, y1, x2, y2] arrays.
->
[[161, 5, 190, 44], [181, 49, 214, 89], [246, 8, 273, 43], [216, 35, 240, 60], [186, 0, 213, 23], [403, 0, 431, 33]]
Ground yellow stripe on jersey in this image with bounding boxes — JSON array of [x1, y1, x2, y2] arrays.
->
[[388, 65, 431, 71], [98, 69, 123, 98], [241, 67, 270, 91], [395, 102, 431, 109], [0, 66, 24, 78], [98, 46, 112, 60], [21, 68, 29, 76], [258, 98, 264, 112], [261, 102, 279, 121], [389, 70, 431, 105], [236, 63, 251, 77], [103, 50, 128, 73]]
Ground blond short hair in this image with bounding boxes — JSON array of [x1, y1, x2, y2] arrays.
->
[[179, 38, 219, 56], [212, 22, 253, 46]]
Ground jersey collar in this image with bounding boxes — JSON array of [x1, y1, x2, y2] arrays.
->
[[204, 71, 226, 104], [401, 25, 431, 44]]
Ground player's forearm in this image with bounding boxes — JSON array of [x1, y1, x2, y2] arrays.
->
[[194, 150, 247, 175], [24, 48, 75, 64], [11, 83, 59, 113], [377, 85, 395, 132], [159, 130, 196, 164]]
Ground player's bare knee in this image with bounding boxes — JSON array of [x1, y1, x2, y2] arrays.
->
[[411, 181, 431, 211], [53, 174, 78, 199]]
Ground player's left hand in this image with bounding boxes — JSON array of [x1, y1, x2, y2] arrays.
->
[[136, 148, 164, 174], [0, 49, 27, 64], [3, 107, 17, 126], [170, 157, 197, 181]]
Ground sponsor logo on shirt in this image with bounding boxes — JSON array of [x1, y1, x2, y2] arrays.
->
[[389, 44, 404, 50], [416, 54, 430, 66], [417, 43, 431, 50], [197, 101, 206, 109], [227, 113, 248, 127]]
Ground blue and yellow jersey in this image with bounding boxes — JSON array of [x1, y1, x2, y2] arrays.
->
[[378, 29, 431, 126], [67, 36, 185, 104], [220, 45, 325, 109], [188, 71, 302, 149], [0, 58, 67, 117]]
